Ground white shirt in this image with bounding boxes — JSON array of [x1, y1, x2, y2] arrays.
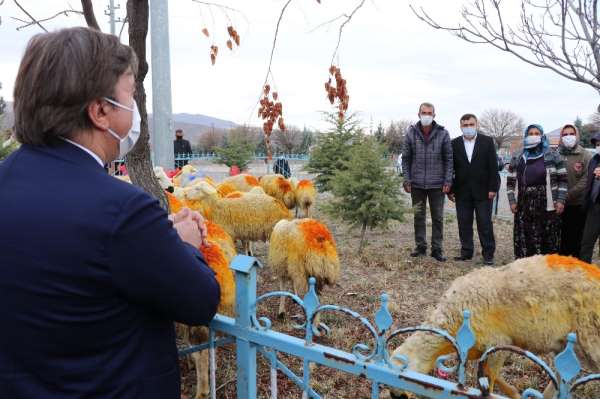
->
[[61, 137, 104, 167], [462, 135, 477, 163]]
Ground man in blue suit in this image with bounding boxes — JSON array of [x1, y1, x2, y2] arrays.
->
[[0, 27, 220, 398]]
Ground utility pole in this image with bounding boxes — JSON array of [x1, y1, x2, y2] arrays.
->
[[150, 0, 175, 169], [104, 0, 121, 35]]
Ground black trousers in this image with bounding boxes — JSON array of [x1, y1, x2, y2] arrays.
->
[[559, 205, 586, 258], [411, 188, 445, 254], [581, 203, 600, 263], [455, 196, 495, 260]]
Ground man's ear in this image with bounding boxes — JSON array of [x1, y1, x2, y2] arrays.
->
[[87, 99, 110, 131]]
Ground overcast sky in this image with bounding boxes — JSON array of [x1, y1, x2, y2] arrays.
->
[[0, 0, 598, 137]]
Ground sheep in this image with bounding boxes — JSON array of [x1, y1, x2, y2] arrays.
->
[[389, 255, 600, 399], [178, 237, 235, 399], [294, 179, 316, 218], [184, 181, 292, 255], [154, 166, 174, 192], [259, 174, 296, 209], [218, 174, 260, 193], [268, 218, 340, 324]]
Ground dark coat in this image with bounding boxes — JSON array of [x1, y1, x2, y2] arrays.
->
[[401, 121, 453, 189], [0, 141, 220, 399], [173, 138, 192, 155], [451, 133, 499, 201]]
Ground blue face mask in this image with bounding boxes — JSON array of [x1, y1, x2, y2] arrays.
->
[[461, 127, 477, 138]]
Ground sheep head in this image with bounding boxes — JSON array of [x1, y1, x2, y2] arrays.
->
[[184, 181, 218, 201], [153, 166, 174, 192]]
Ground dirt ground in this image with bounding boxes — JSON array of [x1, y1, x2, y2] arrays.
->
[[179, 161, 600, 398]]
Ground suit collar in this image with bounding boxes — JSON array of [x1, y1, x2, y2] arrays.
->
[[25, 140, 107, 171]]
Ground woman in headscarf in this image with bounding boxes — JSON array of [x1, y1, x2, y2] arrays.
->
[[506, 124, 568, 258], [557, 124, 592, 258]]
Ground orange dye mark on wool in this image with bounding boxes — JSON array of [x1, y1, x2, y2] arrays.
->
[[297, 179, 313, 189], [299, 219, 334, 252], [244, 175, 259, 186], [218, 183, 236, 197], [225, 192, 243, 199], [277, 177, 292, 193], [206, 220, 230, 241], [546, 254, 600, 281], [199, 243, 235, 308], [165, 191, 183, 214]]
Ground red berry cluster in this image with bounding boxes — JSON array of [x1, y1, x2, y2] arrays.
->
[[324, 65, 349, 120], [258, 85, 285, 159]]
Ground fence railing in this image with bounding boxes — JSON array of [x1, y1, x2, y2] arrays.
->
[[178, 255, 600, 399], [174, 152, 310, 161]]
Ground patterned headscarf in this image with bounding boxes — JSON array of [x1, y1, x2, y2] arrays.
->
[[523, 124, 549, 160]]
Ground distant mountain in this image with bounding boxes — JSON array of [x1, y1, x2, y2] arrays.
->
[[1, 102, 237, 143]]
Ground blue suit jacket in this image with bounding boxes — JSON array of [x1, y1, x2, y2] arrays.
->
[[0, 141, 220, 398]]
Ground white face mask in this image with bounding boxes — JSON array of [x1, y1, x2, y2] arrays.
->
[[103, 97, 141, 160], [524, 135, 542, 148], [420, 115, 433, 126], [561, 135, 577, 148]]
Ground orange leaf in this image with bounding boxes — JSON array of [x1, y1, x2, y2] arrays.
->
[[202, 28, 209, 37], [273, 92, 278, 101], [226, 40, 233, 50], [210, 53, 216, 65], [264, 84, 271, 96]]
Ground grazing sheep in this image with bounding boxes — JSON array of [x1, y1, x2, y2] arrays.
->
[[390, 255, 600, 399], [185, 181, 291, 255], [179, 239, 235, 399], [268, 218, 340, 321], [294, 179, 316, 218], [259, 174, 296, 209]]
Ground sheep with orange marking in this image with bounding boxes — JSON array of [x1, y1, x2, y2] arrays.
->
[[185, 181, 292, 254], [294, 179, 316, 218], [219, 173, 260, 192], [268, 218, 340, 321], [178, 231, 236, 399], [259, 174, 296, 209], [390, 254, 600, 399]]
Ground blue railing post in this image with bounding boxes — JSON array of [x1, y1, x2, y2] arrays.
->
[[231, 255, 263, 399]]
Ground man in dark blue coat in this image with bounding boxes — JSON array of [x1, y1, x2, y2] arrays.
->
[[0, 27, 220, 399]]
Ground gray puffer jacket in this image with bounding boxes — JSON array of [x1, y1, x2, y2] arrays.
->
[[401, 121, 453, 189]]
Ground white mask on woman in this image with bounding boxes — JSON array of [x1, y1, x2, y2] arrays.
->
[[561, 135, 577, 148]]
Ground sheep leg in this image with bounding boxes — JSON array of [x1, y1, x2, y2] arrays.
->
[[484, 352, 519, 399], [242, 240, 253, 256], [277, 279, 287, 320], [542, 383, 556, 399], [192, 349, 210, 399]]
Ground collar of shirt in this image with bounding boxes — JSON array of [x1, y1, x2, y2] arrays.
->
[[462, 134, 477, 161], [60, 137, 105, 167]]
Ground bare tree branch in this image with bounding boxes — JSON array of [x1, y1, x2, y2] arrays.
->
[[479, 109, 525, 149], [11, 8, 82, 31], [330, 0, 367, 66], [12, 0, 48, 32], [80, 0, 100, 30], [410, 0, 600, 93]]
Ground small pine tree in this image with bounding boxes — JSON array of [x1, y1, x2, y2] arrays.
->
[[325, 137, 406, 254], [305, 112, 363, 192], [214, 137, 255, 171]]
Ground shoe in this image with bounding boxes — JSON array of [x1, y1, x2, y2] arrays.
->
[[453, 255, 472, 261], [482, 258, 495, 266], [431, 252, 447, 262], [410, 249, 426, 257]]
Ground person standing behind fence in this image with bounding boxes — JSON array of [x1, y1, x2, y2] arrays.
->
[[580, 132, 600, 263], [557, 124, 592, 258], [173, 128, 192, 169], [448, 114, 497, 265], [507, 124, 567, 259], [402, 102, 453, 262]]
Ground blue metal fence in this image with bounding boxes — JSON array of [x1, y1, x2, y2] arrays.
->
[[173, 152, 310, 161], [178, 255, 600, 399]]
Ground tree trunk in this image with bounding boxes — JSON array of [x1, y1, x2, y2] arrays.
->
[[358, 221, 368, 254], [126, 0, 169, 211], [80, 0, 101, 30]]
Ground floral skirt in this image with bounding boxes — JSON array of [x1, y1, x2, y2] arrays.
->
[[514, 185, 562, 259]]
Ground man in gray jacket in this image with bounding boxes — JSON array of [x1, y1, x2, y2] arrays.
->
[[402, 102, 453, 262]]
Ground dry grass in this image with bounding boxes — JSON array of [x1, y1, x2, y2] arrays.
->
[[179, 193, 600, 399]]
